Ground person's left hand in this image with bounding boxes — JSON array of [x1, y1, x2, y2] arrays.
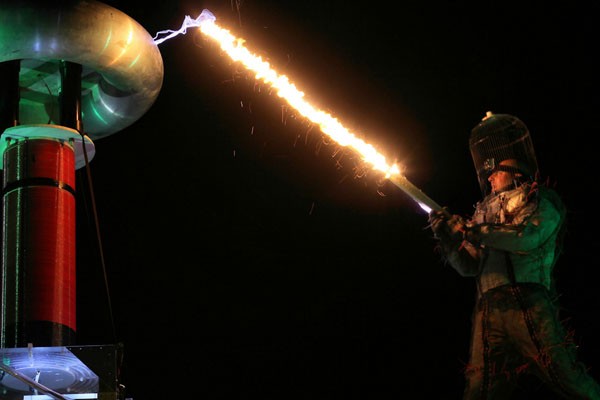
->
[[428, 209, 465, 243]]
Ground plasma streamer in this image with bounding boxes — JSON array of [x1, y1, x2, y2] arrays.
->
[[153, 9, 443, 213]]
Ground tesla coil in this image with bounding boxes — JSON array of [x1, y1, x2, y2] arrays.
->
[[0, 1, 163, 398]]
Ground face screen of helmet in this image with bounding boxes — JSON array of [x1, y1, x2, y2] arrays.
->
[[469, 113, 538, 196]]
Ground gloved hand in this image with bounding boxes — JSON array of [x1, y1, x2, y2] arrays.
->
[[428, 208, 466, 244]]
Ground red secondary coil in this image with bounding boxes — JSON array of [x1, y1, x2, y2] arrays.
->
[[3, 138, 76, 332]]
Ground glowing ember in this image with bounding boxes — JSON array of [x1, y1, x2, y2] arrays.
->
[[153, 9, 443, 213]]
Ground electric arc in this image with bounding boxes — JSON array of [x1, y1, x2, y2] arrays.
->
[[154, 9, 443, 214]]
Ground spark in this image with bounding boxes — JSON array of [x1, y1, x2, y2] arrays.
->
[[153, 9, 444, 213], [154, 9, 400, 179]]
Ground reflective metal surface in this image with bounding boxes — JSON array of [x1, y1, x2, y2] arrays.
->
[[0, 346, 99, 396], [0, 1, 164, 139]]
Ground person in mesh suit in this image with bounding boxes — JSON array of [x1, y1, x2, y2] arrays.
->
[[429, 112, 600, 399]]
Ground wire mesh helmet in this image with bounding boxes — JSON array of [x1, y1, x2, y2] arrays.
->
[[469, 111, 539, 196]]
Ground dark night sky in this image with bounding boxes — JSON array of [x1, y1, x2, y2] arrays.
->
[[68, 1, 598, 398]]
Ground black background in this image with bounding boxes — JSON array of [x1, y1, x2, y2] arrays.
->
[[70, 1, 598, 398]]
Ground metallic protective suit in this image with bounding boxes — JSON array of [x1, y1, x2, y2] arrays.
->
[[430, 181, 600, 399]]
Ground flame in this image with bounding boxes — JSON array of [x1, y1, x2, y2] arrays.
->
[[154, 10, 401, 179]]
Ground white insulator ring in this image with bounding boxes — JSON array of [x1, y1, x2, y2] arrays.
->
[[0, 0, 164, 140]]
